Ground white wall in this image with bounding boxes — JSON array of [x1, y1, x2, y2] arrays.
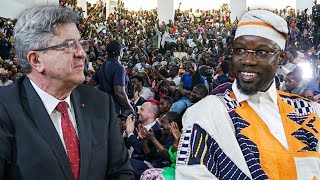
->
[[296, 0, 313, 14], [0, 0, 58, 19], [246, 0, 296, 11], [174, 0, 227, 10], [230, 0, 246, 22], [157, 0, 174, 24], [121, 0, 227, 11], [77, 0, 88, 18]]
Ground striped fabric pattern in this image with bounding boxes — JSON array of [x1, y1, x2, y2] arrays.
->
[[280, 95, 319, 152], [177, 129, 192, 165], [180, 124, 251, 180], [281, 95, 314, 116], [219, 97, 269, 180]]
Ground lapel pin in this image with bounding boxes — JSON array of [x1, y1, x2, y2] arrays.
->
[[81, 104, 85, 108]]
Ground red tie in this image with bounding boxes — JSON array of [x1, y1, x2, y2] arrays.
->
[[56, 101, 80, 180]]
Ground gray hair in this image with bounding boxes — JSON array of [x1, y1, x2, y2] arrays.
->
[[147, 102, 159, 118], [14, 6, 78, 74]]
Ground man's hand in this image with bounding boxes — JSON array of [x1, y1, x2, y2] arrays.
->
[[125, 114, 135, 134], [141, 127, 156, 141]]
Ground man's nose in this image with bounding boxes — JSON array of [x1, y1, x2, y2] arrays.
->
[[241, 52, 258, 66]]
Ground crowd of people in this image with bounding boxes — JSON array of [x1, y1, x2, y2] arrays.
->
[[0, 1, 320, 179]]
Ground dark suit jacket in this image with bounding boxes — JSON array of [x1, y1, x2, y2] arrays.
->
[[0, 77, 134, 180], [132, 97, 146, 112], [126, 121, 162, 158]]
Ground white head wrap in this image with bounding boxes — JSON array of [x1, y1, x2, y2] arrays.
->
[[235, 10, 288, 50]]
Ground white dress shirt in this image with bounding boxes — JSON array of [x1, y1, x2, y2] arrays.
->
[[30, 80, 78, 152], [232, 80, 289, 150], [176, 82, 320, 179], [143, 120, 156, 131], [139, 87, 155, 100], [167, 75, 181, 88]]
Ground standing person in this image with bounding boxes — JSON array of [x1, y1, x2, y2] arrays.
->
[[176, 10, 320, 179], [0, 31, 12, 60], [88, 40, 134, 114], [0, 6, 134, 179]]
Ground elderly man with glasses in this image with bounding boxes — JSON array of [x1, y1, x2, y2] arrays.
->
[[176, 10, 320, 179], [0, 5, 134, 180]]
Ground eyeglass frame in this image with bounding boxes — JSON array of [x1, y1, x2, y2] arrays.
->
[[32, 39, 88, 52], [232, 48, 281, 60]]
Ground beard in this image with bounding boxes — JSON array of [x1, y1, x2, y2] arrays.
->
[[236, 77, 263, 96]]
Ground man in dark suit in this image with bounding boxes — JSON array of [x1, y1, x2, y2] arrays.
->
[[0, 6, 134, 180], [129, 85, 146, 112], [125, 102, 162, 177]]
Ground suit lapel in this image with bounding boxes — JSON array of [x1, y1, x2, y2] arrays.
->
[[21, 78, 73, 180], [71, 88, 92, 180]]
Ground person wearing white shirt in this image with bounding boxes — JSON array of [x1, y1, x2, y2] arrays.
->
[[125, 102, 162, 177], [154, 64, 181, 89], [0, 6, 134, 179], [176, 10, 320, 180]]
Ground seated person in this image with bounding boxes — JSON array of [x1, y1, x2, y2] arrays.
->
[[140, 111, 183, 180], [159, 96, 173, 117], [171, 84, 208, 114], [284, 71, 313, 100], [128, 85, 146, 112], [131, 75, 155, 100], [118, 109, 134, 136], [171, 60, 206, 113], [124, 102, 162, 177], [215, 60, 232, 84]]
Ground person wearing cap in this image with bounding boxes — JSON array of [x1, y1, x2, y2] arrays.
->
[[118, 109, 134, 135], [88, 40, 134, 114], [176, 10, 320, 179]]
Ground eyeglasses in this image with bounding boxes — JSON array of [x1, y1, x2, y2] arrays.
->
[[284, 79, 296, 83], [33, 39, 88, 52], [232, 48, 280, 60]]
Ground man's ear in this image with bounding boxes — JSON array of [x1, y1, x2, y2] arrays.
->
[[27, 51, 45, 73]]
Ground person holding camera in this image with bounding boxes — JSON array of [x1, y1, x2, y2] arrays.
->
[[124, 102, 162, 178]]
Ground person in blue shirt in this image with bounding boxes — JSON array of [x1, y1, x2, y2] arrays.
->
[[171, 59, 206, 114], [88, 40, 134, 113]]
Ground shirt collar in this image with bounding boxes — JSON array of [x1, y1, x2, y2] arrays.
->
[[133, 98, 139, 105], [30, 79, 72, 115], [232, 80, 278, 105], [143, 120, 157, 131]]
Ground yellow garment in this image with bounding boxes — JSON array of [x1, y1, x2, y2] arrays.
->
[[178, 68, 186, 76], [231, 91, 320, 179], [226, 21, 233, 28]]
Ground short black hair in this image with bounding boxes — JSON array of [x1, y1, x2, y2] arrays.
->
[[163, 111, 182, 131], [131, 75, 144, 83], [170, 64, 179, 72], [127, 85, 138, 99], [106, 40, 122, 58], [286, 71, 302, 83], [194, 84, 209, 97], [220, 60, 230, 74], [161, 96, 173, 106]]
